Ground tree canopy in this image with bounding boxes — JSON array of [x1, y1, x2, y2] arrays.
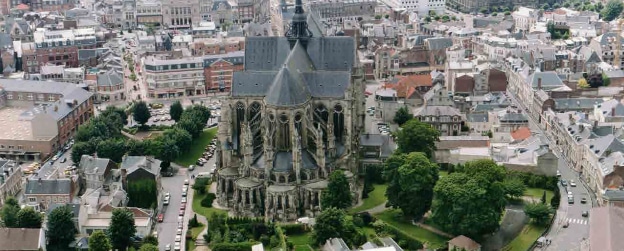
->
[[394, 119, 440, 157], [524, 203, 552, 226], [393, 107, 413, 126], [385, 152, 439, 220], [16, 207, 42, 228], [169, 101, 184, 122], [139, 244, 159, 251], [601, 0, 623, 21], [109, 208, 137, 251], [142, 235, 158, 246], [430, 159, 507, 239], [312, 208, 363, 246], [1, 197, 20, 227], [89, 230, 112, 251], [321, 170, 353, 209], [47, 205, 78, 251], [133, 101, 151, 125]]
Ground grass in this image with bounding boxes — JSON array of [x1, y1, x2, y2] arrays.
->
[[438, 170, 449, 178], [524, 188, 554, 202], [186, 240, 195, 251], [375, 209, 450, 249], [190, 223, 205, 239], [503, 223, 547, 251], [287, 233, 314, 251], [349, 184, 388, 213], [191, 189, 226, 218], [175, 128, 218, 166]]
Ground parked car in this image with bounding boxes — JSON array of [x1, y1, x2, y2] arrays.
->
[[179, 210, 184, 216], [175, 235, 182, 242], [582, 211, 589, 217], [163, 198, 170, 205], [581, 197, 587, 204], [570, 180, 577, 187], [188, 165, 195, 171], [165, 244, 171, 251], [180, 203, 186, 210], [59, 157, 67, 163], [184, 179, 189, 185], [560, 179, 568, 187], [182, 191, 187, 197], [157, 214, 164, 222], [181, 197, 187, 204], [568, 196, 574, 204], [556, 170, 561, 177]]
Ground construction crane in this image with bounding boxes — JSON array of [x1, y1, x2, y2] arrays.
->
[[613, 19, 624, 69]]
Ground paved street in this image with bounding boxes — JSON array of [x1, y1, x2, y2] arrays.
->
[[365, 80, 384, 134], [157, 166, 191, 251], [507, 92, 593, 251]]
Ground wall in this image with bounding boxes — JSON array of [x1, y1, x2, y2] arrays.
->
[[31, 113, 59, 139]]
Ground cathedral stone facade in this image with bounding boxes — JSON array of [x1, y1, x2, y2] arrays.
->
[[213, 0, 366, 222]]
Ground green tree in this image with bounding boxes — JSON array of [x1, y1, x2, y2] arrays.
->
[[127, 179, 158, 209], [162, 128, 192, 151], [524, 203, 552, 226], [385, 152, 438, 220], [578, 78, 589, 88], [431, 162, 506, 239], [603, 73, 611, 86], [393, 107, 413, 126], [1, 197, 20, 227], [133, 101, 151, 126], [312, 208, 359, 246], [458, 159, 506, 184], [321, 171, 353, 210], [541, 191, 547, 204], [16, 207, 42, 228], [142, 235, 158, 246], [109, 208, 137, 251], [126, 139, 146, 156], [89, 230, 112, 251], [169, 101, 184, 122], [502, 178, 526, 198], [47, 205, 78, 251], [156, 137, 180, 163], [551, 186, 561, 208], [601, 0, 623, 21], [96, 139, 126, 163], [139, 244, 159, 251], [192, 177, 211, 194], [394, 119, 440, 157], [71, 141, 96, 163], [101, 106, 128, 125]]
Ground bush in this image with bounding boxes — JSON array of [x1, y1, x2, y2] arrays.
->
[[280, 224, 306, 235], [193, 177, 211, 194], [506, 171, 558, 190], [372, 220, 423, 250], [201, 193, 216, 207], [210, 242, 255, 251]]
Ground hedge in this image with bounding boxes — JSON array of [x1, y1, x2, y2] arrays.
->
[[506, 170, 558, 190], [201, 193, 216, 207], [280, 223, 307, 235], [372, 221, 423, 250], [210, 242, 256, 251]]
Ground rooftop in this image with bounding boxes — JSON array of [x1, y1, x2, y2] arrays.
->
[[0, 107, 35, 140], [0, 228, 43, 250]]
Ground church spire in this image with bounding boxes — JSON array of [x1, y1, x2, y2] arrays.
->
[[286, 0, 312, 48]]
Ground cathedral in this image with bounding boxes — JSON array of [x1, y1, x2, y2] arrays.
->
[[213, 0, 366, 222]]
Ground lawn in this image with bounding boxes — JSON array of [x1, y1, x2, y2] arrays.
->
[[191, 190, 226, 218], [439, 170, 449, 178], [503, 223, 546, 251], [524, 188, 554, 202], [175, 128, 218, 166], [375, 209, 449, 249], [349, 184, 388, 213], [190, 223, 205, 239], [287, 233, 314, 251]]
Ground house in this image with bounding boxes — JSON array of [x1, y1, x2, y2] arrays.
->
[[79, 155, 116, 190], [0, 228, 46, 251], [434, 136, 491, 164], [589, 206, 624, 251], [593, 99, 624, 123], [385, 74, 433, 107], [119, 156, 161, 191], [24, 178, 73, 211], [448, 235, 481, 251], [47, 203, 80, 231], [359, 134, 395, 171], [79, 204, 153, 236], [0, 160, 22, 206], [414, 106, 464, 136]]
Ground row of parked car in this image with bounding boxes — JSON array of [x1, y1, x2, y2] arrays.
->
[[196, 139, 217, 166]]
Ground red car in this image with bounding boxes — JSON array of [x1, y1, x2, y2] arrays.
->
[[364, 91, 373, 96], [157, 214, 164, 222], [179, 210, 184, 216], [180, 203, 186, 210]]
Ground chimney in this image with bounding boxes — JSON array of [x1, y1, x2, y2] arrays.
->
[[612, 107, 616, 116], [537, 78, 542, 90]]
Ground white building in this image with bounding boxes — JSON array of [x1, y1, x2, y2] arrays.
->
[[512, 7, 539, 32]]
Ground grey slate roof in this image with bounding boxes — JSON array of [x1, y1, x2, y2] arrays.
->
[[603, 189, 624, 201], [97, 70, 123, 87], [120, 156, 157, 175], [554, 98, 603, 110], [425, 37, 453, 50], [0, 33, 12, 48], [604, 70, 624, 78], [25, 179, 71, 195], [528, 72, 564, 89], [467, 113, 488, 122], [265, 66, 311, 106], [80, 155, 112, 175], [500, 113, 528, 122], [47, 203, 80, 217]]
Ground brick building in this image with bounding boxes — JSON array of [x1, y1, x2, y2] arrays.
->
[[30, 28, 97, 73], [203, 51, 244, 92]]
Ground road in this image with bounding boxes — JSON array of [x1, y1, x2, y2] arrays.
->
[[157, 166, 191, 251], [158, 151, 217, 250], [506, 91, 593, 251], [364, 80, 385, 134]]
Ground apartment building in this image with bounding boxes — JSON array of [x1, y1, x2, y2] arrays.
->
[[309, 0, 377, 23], [33, 65, 85, 84], [143, 55, 205, 98], [512, 7, 539, 32], [162, 0, 200, 28], [24, 0, 75, 12], [588, 32, 624, 70], [0, 80, 94, 160], [136, 0, 163, 26], [191, 37, 245, 56], [203, 51, 244, 92], [414, 106, 464, 136], [30, 28, 97, 73], [0, 160, 21, 206], [24, 178, 73, 210]]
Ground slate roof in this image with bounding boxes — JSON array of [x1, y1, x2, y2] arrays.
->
[[467, 114, 488, 123], [590, 206, 624, 251], [554, 98, 604, 110], [425, 37, 453, 50], [598, 99, 624, 117], [0, 33, 12, 49], [120, 156, 156, 175], [203, 50, 244, 66], [0, 228, 43, 250], [47, 203, 80, 217], [604, 70, 624, 78], [80, 155, 113, 175], [528, 72, 564, 89], [96, 70, 123, 87], [25, 179, 71, 195], [500, 113, 528, 122], [603, 189, 624, 201]]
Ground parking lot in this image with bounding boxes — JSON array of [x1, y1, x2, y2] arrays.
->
[[146, 107, 175, 126]]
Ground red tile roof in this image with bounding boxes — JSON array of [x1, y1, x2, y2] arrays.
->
[[15, 3, 29, 10], [511, 127, 531, 141], [385, 75, 433, 98]]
